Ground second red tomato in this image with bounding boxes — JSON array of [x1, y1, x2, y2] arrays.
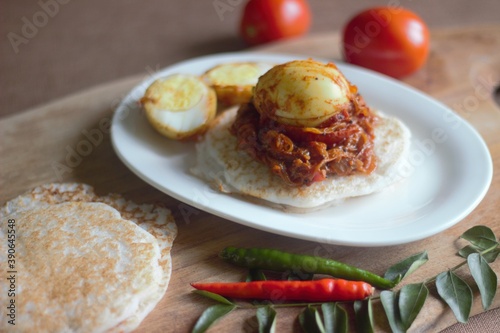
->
[[342, 7, 430, 78], [240, 0, 311, 46]]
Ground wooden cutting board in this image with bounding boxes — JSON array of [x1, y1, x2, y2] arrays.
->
[[1, 25, 499, 332]]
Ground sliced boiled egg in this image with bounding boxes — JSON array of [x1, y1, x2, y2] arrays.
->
[[140, 74, 217, 140], [253, 60, 353, 127], [202, 62, 273, 106]]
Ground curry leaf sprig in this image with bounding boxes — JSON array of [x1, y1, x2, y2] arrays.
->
[[191, 225, 499, 333], [377, 225, 499, 333]]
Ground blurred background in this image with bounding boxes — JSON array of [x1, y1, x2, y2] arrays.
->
[[1, 0, 499, 117]]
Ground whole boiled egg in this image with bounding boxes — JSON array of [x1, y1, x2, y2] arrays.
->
[[140, 74, 217, 140], [253, 60, 354, 127]]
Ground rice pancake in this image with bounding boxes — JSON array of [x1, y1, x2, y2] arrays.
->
[[0, 183, 177, 332], [193, 107, 411, 212]]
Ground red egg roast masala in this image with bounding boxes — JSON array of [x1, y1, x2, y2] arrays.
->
[[230, 60, 377, 186], [193, 59, 411, 212]]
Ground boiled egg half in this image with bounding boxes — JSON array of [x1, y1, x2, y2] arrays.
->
[[253, 60, 354, 127], [202, 62, 273, 106], [141, 74, 217, 140]]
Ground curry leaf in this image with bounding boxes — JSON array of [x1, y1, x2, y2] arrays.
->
[[247, 269, 267, 282], [192, 225, 498, 333], [192, 304, 237, 333], [299, 305, 325, 333], [459, 245, 499, 263], [192, 290, 234, 306], [354, 299, 374, 333], [384, 251, 428, 282], [380, 291, 405, 333], [435, 271, 472, 323], [321, 303, 348, 333], [467, 253, 498, 310], [256, 305, 277, 333], [287, 271, 314, 281], [398, 283, 428, 329], [458, 245, 477, 258], [461, 225, 498, 250]]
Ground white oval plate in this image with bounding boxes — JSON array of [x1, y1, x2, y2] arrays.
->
[[111, 52, 492, 247]]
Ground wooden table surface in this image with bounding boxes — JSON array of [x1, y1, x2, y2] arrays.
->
[[1, 26, 499, 332]]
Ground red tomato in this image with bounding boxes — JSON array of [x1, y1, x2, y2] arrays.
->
[[342, 7, 430, 78], [240, 0, 311, 46]]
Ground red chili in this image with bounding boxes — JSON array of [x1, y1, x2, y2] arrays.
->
[[191, 278, 373, 302]]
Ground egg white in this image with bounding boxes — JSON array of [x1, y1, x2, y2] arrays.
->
[[141, 74, 216, 140]]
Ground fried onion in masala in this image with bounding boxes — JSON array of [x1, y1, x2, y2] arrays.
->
[[230, 93, 377, 186]]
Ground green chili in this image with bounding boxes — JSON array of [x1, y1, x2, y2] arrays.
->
[[220, 247, 399, 289]]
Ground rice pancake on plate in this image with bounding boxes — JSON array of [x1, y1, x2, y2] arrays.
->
[[193, 107, 411, 212]]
